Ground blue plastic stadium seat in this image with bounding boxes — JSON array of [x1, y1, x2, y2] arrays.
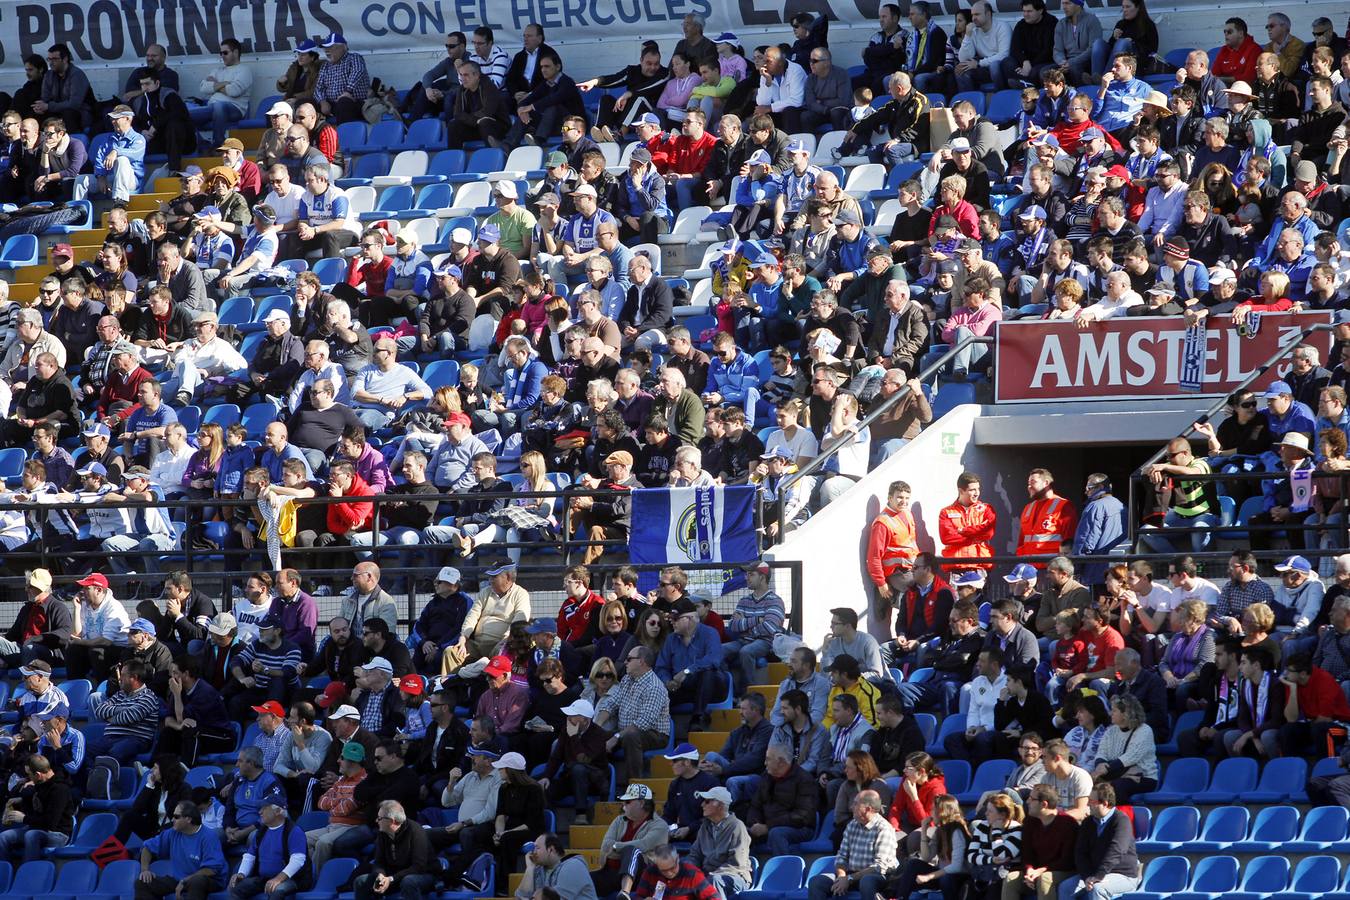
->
[[1137, 806, 1200, 854], [955, 758, 1016, 803], [927, 712, 966, 756], [87, 859, 139, 900], [1155, 709, 1203, 755], [1233, 856, 1290, 899], [6, 862, 56, 898], [1247, 757, 1307, 802], [202, 404, 242, 429], [0, 234, 40, 270], [1191, 806, 1249, 851], [1273, 855, 1341, 900], [400, 118, 445, 151], [241, 404, 279, 440], [932, 381, 976, 418], [1233, 806, 1299, 852], [1286, 805, 1348, 852], [986, 89, 1024, 125], [311, 257, 347, 289], [217, 295, 253, 326], [936, 758, 970, 794], [359, 185, 414, 222], [413, 149, 466, 185], [33, 857, 98, 898], [1136, 756, 1209, 804], [950, 91, 986, 114], [294, 858, 359, 900], [351, 120, 404, 154], [1172, 855, 1240, 900], [1192, 757, 1257, 804], [446, 147, 505, 183], [335, 152, 390, 188], [1130, 856, 1190, 900], [47, 818, 115, 860], [422, 359, 461, 389]]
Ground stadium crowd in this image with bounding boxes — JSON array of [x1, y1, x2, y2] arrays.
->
[[0, 5, 1348, 900]]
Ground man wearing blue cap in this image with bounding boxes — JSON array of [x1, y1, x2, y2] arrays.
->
[[313, 33, 371, 124], [1010, 204, 1053, 303], [1272, 555, 1325, 655], [421, 265, 476, 354], [463, 222, 522, 320]]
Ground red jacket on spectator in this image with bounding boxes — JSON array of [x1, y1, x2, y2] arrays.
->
[[328, 473, 374, 535], [1051, 118, 1124, 156], [927, 200, 980, 240], [558, 589, 604, 644], [315, 123, 340, 163], [97, 364, 153, 421], [1295, 665, 1350, 720], [1213, 35, 1261, 84], [1051, 636, 1088, 674], [347, 255, 392, 298], [658, 132, 718, 176], [237, 158, 263, 202], [888, 773, 946, 832]]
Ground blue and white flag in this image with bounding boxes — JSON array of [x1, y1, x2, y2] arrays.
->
[[1291, 468, 1313, 513], [629, 486, 760, 590], [1180, 322, 1206, 393]]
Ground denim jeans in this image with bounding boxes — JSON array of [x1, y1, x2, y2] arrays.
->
[[1058, 873, 1140, 900], [190, 101, 245, 149], [0, 826, 69, 862], [1137, 510, 1218, 554], [1090, 38, 1137, 80], [722, 637, 773, 695], [947, 325, 990, 374], [767, 824, 814, 856], [348, 527, 422, 561]]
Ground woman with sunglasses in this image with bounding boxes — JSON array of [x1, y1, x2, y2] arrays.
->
[[593, 599, 636, 666], [581, 655, 620, 707]]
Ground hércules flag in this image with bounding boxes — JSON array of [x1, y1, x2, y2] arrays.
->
[[628, 486, 759, 592]]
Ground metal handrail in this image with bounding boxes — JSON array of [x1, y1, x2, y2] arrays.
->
[[773, 333, 994, 540], [1126, 321, 1336, 542]]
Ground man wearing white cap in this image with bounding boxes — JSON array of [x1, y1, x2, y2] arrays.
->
[[688, 785, 753, 899], [351, 656, 405, 738], [538, 697, 609, 823], [1250, 432, 1318, 557], [384, 229, 434, 309], [591, 783, 669, 898], [0, 570, 71, 668], [236, 310, 304, 407], [486, 176, 537, 260], [256, 101, 295, 170], [549, 182, 617, 287]]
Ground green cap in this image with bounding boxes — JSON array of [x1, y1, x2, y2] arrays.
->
[[341, 741, 366, 762]]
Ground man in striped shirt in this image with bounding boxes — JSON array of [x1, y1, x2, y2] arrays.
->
[[88, 657, 159, 758], [228, 619, 302, 721], [469, 27, 511, 88], [722, 563, 788, 695]]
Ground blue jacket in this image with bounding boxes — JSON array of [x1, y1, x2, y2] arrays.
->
[[706, 350, 758, 405], [616, 169, 670, 223], [1032, 87, 1076, 128], [1074, 492, 1127, 584], [1253, 213, 1320, 269], [502, 356, 548, 411], [92, 129, 147, 181], [1091, 76, 1150, 133], [655, 623, 722, 681], [224, 770, 286, 828], [828, 231, 882, 280], [1264, 400, 1317, 443], [215, 444, 256, 495]]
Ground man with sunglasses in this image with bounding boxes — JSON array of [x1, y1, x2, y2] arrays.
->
[[137, 801, 227, 900], [279, 126, 329, 183], [407, 32, 467, 121], [594, 645, 670, 785]]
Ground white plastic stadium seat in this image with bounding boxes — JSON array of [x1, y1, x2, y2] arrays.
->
[[441, 182, 493, 216], [345, 186, 377, 219], [812, 131, 847, 164], [675, 278, 712, 314], [869, 199, 901, 237], [683, 244, 723, 281], [371, 151, 428, 187], [844, 163, 886, 198], [628, 242, 662, 274], [599, 143, 621, 167], [657, 205, 711, 244], [486, 146, 543, 181], [405, 217, 440, 247]]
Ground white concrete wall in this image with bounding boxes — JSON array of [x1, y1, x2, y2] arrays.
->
[[767, 404, 981, 648]]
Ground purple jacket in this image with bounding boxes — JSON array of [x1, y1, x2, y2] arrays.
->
[[275, 590, 318, 659], [348, 443, 391, 493]]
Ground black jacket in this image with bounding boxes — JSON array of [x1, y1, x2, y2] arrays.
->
[[452, 79, 509, 130], [932, 628, 987, 682], [415, 716, 470, 776], [1010, 14, 1058, 67], [1159, 111, 1204, 158], [14, 371, 80, 436], [1106, 669, 1170, 740], [852, 90, 931, 147], [249, 331, 305, 393], [1074, 810, 1140, 882], [19, 776, 76, 834], [420, 288, 475, 346], [372, 819, 434, 884], [131, 87, 190, 141], [1177, 213, 1240, 267], [701, 135, 752, 186], [619, 277, 674, 334], [504, 44, 557, 97], [746, 762, 818, 830]]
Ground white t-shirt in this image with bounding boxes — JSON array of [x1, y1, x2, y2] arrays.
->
[[1174, 577, 1222, 606], [765, 426, 819, 462], [823, 423, 871, 478], [264, 187, 304, 226], [1137, 582, 1177, 614], [233, 598, 274, 644]]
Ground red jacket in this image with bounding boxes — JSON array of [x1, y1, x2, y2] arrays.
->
[[558, 590, 604, 644], [866, 505, 918, 587], [328, 473, 375, 535], [658, 132, 718, 177], [927, 200, 979, 240], [97, 365, 153, 420], [938, 500, 996, 570], [238, 159, 263, 201], [346, 255, 391, 298], [1050, 118, 1125, 156], [888, 773, 946, 832], [1017, 493, 1078, 565], [1213, 36, 1261, 84]]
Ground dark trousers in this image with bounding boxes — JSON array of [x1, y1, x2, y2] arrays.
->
[[64, 642, 123, 682], [156, 722, 237, 767], [447, 117, 508, 148], [801, 108, 851, 132], [224, 680, 296, 721], [353, 873, 438, 900], [135, 872, 220, 900], [325, 97, 364, 125], [147, 119, 196, 171], [545, 762, 607, 816], [297, 230, 355, 260], [618, 211, 669, 244], [1249, 508, 1315, 553], [669, 668, 718, 721]]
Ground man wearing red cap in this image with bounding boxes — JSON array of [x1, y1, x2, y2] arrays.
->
[[476, 654, 529, 736], [65, 572, 131, 683], [427, 411, 488, 491], [250, 700, 291, 771]]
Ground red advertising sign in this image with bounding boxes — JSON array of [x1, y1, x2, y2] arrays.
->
[[994, 312, 1334, 403]]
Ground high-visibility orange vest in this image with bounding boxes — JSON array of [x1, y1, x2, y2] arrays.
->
[[1017, 496, 1076, 563]]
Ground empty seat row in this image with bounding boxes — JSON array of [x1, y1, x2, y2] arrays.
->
[[1127, 853, 1342, 900], [1139, 805, 1350, 855]]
